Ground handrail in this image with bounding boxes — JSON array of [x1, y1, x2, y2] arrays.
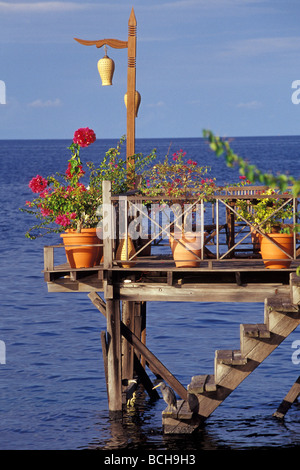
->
[[43, 183, 299, 273]]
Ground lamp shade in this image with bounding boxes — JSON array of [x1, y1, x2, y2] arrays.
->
[[97, 50, 115, 86], [124, 90, 141, 117]]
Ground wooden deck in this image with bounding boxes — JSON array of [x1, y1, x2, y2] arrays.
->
[[44, 250, 300, 302]]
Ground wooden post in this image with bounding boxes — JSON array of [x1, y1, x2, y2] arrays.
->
[[102, 180, 113, 270], [226, 202, 235, 257], [106, 299, 122, 414], [126, 8, 137, 167], [121, 301, 135, 384]]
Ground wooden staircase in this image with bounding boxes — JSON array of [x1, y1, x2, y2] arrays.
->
[[162, 273, 300, 434]]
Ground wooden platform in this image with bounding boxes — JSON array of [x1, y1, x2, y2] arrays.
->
[[44, 252, 299, 303]]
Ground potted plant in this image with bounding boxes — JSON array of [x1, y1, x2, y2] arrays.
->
[[235, 188, 295, 268], [22, 128, 156, 268], [22, 127, 102, 268], [140, 149, 217, 267]]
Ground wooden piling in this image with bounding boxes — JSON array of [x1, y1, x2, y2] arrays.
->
[[106, 299, 122, 414]]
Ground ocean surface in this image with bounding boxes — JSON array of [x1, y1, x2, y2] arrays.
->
[[0, 135, 299, 452]]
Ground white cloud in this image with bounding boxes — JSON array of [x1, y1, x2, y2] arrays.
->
[[237, 100, 263, 109], [142, 0, 263, 10], [0, 1, 88, 12], [222, 37, 300, 58], [146, 101, 165, 108], [28, 98, 62, 108]]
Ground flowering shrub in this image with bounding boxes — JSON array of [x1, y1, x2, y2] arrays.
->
[[22, 130, 157, 239], [140, 149, 218, 202], [22, 127, 101, 238]]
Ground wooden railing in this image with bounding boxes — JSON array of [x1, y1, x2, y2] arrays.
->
[[104, 181, 299, 267], [43, 181, 299, 274]]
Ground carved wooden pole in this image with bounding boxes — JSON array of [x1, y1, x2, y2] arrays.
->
[[74, 7, 137, 170], [126, 8, 137, 168]]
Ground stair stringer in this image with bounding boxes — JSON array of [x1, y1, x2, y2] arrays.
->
[[187, 293, 300, 422]]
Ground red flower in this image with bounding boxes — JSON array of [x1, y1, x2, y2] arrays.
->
[[77, 183, 87, 192], [65, 162, 85, 179], [29, 175, 48, 193], [55, 213, 76, 227], [73, 127, 96, 147], [40, 207, 52, 217]]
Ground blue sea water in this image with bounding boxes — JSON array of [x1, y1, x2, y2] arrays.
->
[[0, 135, 299, 452]]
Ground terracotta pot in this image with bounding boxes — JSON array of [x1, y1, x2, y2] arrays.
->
[[60, 229, 99, 268], [260, 233, 293, 269], [170, 231, 206, 268]]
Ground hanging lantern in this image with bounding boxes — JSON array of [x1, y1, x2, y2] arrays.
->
[[97, 46, 115, 86], [124, 90, 141, 117]]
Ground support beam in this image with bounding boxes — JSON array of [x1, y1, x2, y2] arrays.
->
[[88, 292, 187, 401], [273, 376, 300, 419]]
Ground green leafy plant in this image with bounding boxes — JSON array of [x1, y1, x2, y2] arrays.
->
[[87, 135, 156, 196], [235, 188, 294, 233]]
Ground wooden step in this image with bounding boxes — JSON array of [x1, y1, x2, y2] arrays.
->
[[265, 296, 299, 314], [187, 374, 217, 394], [162, 399, 204, 434], [214, 350, 247, 384], [240, 323, 272, 358], [242, 323, 270, 339], [264, 296, 300, 331], [215, 349, 247, 365], [290, 273, 300, 305]]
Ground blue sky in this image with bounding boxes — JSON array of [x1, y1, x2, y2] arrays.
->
[[0, 0, 300, 139]]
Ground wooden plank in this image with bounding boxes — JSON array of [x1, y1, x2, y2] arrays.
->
[[188, 374, 216, 394], [133, 354, 159, 400], [273, 376, 300, 419], [162, 400, 203, 434], [120, 322, 187, 401], [116, 283, 290, 303], [242, 323, 270, 338], [188, 375, 207, 394]]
